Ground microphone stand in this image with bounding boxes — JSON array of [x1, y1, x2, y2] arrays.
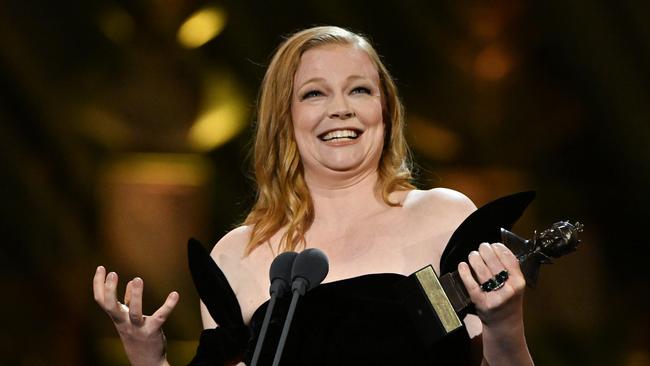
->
[[271, 279, 307, 366], [270, 248, 328, 366], [250, 252, 297, 366], [250, 294, 279, 366]]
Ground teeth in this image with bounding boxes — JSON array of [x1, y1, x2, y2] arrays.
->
[[320, 129, 359, 141]]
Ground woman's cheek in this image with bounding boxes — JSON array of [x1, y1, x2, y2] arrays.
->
[[293, 106, 323, 132], [354, 100, 383, 126]]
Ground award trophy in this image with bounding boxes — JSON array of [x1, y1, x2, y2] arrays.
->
[[397, 191, 583, 346]]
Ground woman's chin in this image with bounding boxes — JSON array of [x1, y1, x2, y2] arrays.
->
[[322, 157, 367, 172], [319, 161, 377, 177]]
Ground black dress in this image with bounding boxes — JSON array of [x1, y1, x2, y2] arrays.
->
[[188, 271, 472, 366], [187, 192, 536, 365]]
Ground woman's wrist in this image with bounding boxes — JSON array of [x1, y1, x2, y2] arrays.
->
[[129, 357, 169, 366], [481, 319, 533, 366], [122, 345, 168, 366]]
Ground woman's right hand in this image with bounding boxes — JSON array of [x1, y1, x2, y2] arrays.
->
[[93, 266, 179, 366]]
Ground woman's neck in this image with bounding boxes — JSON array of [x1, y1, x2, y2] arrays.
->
[[305, 169, 387, 228]]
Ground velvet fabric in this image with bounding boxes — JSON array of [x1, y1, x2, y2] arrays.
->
[[189, 325, 251, 365], [188, 238, 251, 365], [246, 273, 472, 366], [189, 272, 472, 366], [188, 192, 539, 365]]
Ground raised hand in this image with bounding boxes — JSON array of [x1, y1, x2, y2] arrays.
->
[[457, 243, 534, 365], [93, 266, 179, 366], [457, 242, 526, 326]]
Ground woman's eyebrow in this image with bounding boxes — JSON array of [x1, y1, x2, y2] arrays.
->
[[347, 75, 368, 81], [296, 77, 325, 89], [295, 74, 376, 91], [347, 74, 381, 85]]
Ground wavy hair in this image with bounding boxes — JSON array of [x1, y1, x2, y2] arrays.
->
[[243, 26, 414, 255]]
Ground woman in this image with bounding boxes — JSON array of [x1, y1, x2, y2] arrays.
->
[[94, 26, 533, 365]]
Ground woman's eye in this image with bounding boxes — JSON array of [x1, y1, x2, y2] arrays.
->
[[351, 86, 372, 95], [302, 90, 323, 99]]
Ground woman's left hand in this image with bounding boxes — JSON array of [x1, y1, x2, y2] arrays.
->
[[457, 242, 526, 326]]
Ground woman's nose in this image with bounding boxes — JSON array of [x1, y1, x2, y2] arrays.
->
[[328, 110, 356, 119], [328, 94, 355, 119]]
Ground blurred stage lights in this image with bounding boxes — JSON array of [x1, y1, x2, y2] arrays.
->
[[177, 6, 227, 48], [407, 117, 461, 161], [188, 103, 246, 151], [474, 45, 512, 81], [98, 6, 135, 44], [103, 153, 213, 187], [188, 73, 247, 151]]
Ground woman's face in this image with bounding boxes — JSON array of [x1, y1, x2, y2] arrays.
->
[[291, 44, 385, 182]]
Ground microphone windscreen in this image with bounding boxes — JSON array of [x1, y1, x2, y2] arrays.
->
[[270, 251, 298, 284], [291, 248, 329, 291]]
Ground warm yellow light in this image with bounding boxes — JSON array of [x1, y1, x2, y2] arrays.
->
[[188, 103, 246, 151], [177, 7, 226, 48], [188, 73, 248, 151], [474, 44, 512, 81], [98, 6, 134, 44], [103, 153, 213, 187], [407, 117, 461, 161]]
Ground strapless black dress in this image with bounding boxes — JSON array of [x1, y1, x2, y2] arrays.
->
[[188, 272, 472, 366], [187, 192, 537, 365]]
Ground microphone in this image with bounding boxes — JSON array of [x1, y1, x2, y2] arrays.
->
[[270, 251, 299, 296], [272, 248, 329, 366], [250, 251, 298, 366]]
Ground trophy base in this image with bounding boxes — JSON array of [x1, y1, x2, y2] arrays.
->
[[396, 265, 465, 347]]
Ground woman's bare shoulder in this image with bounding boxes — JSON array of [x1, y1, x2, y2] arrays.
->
[[403, 187, 477, 217], [403, 188, 477, 240], [389, 188, 478, 273], [201, 225, 266, 328], [208, 226, 260, 290], [209, 225, 252, 264]]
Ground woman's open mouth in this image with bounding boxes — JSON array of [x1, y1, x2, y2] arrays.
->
[[318, 129, 363, 142]]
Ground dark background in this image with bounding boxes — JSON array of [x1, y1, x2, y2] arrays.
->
[[0, 0, 648, 365]]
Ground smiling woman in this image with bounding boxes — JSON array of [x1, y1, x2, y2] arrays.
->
[[245, 27, 415, 257], [94, 26, 534, 366], [292, 44, 385, 177]]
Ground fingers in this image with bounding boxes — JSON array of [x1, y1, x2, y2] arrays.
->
[[458, 261, 482, 299], [103, 271, 127, 323], [95, 269, 136, 324], [94, 266, 179, 330], [93, 266, 106, 305], [460, 243, 527, 325], [149, 292, 180, 329], [128, 278, 144, 326], [467, 247, 492, 283], [463, 243, 527, 294], [478, 242, 507, 275], [492, 243, 519, 273], [124, 279, 133, 306], [493, 243, 526, 290], [460, 243, 516, 297]]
